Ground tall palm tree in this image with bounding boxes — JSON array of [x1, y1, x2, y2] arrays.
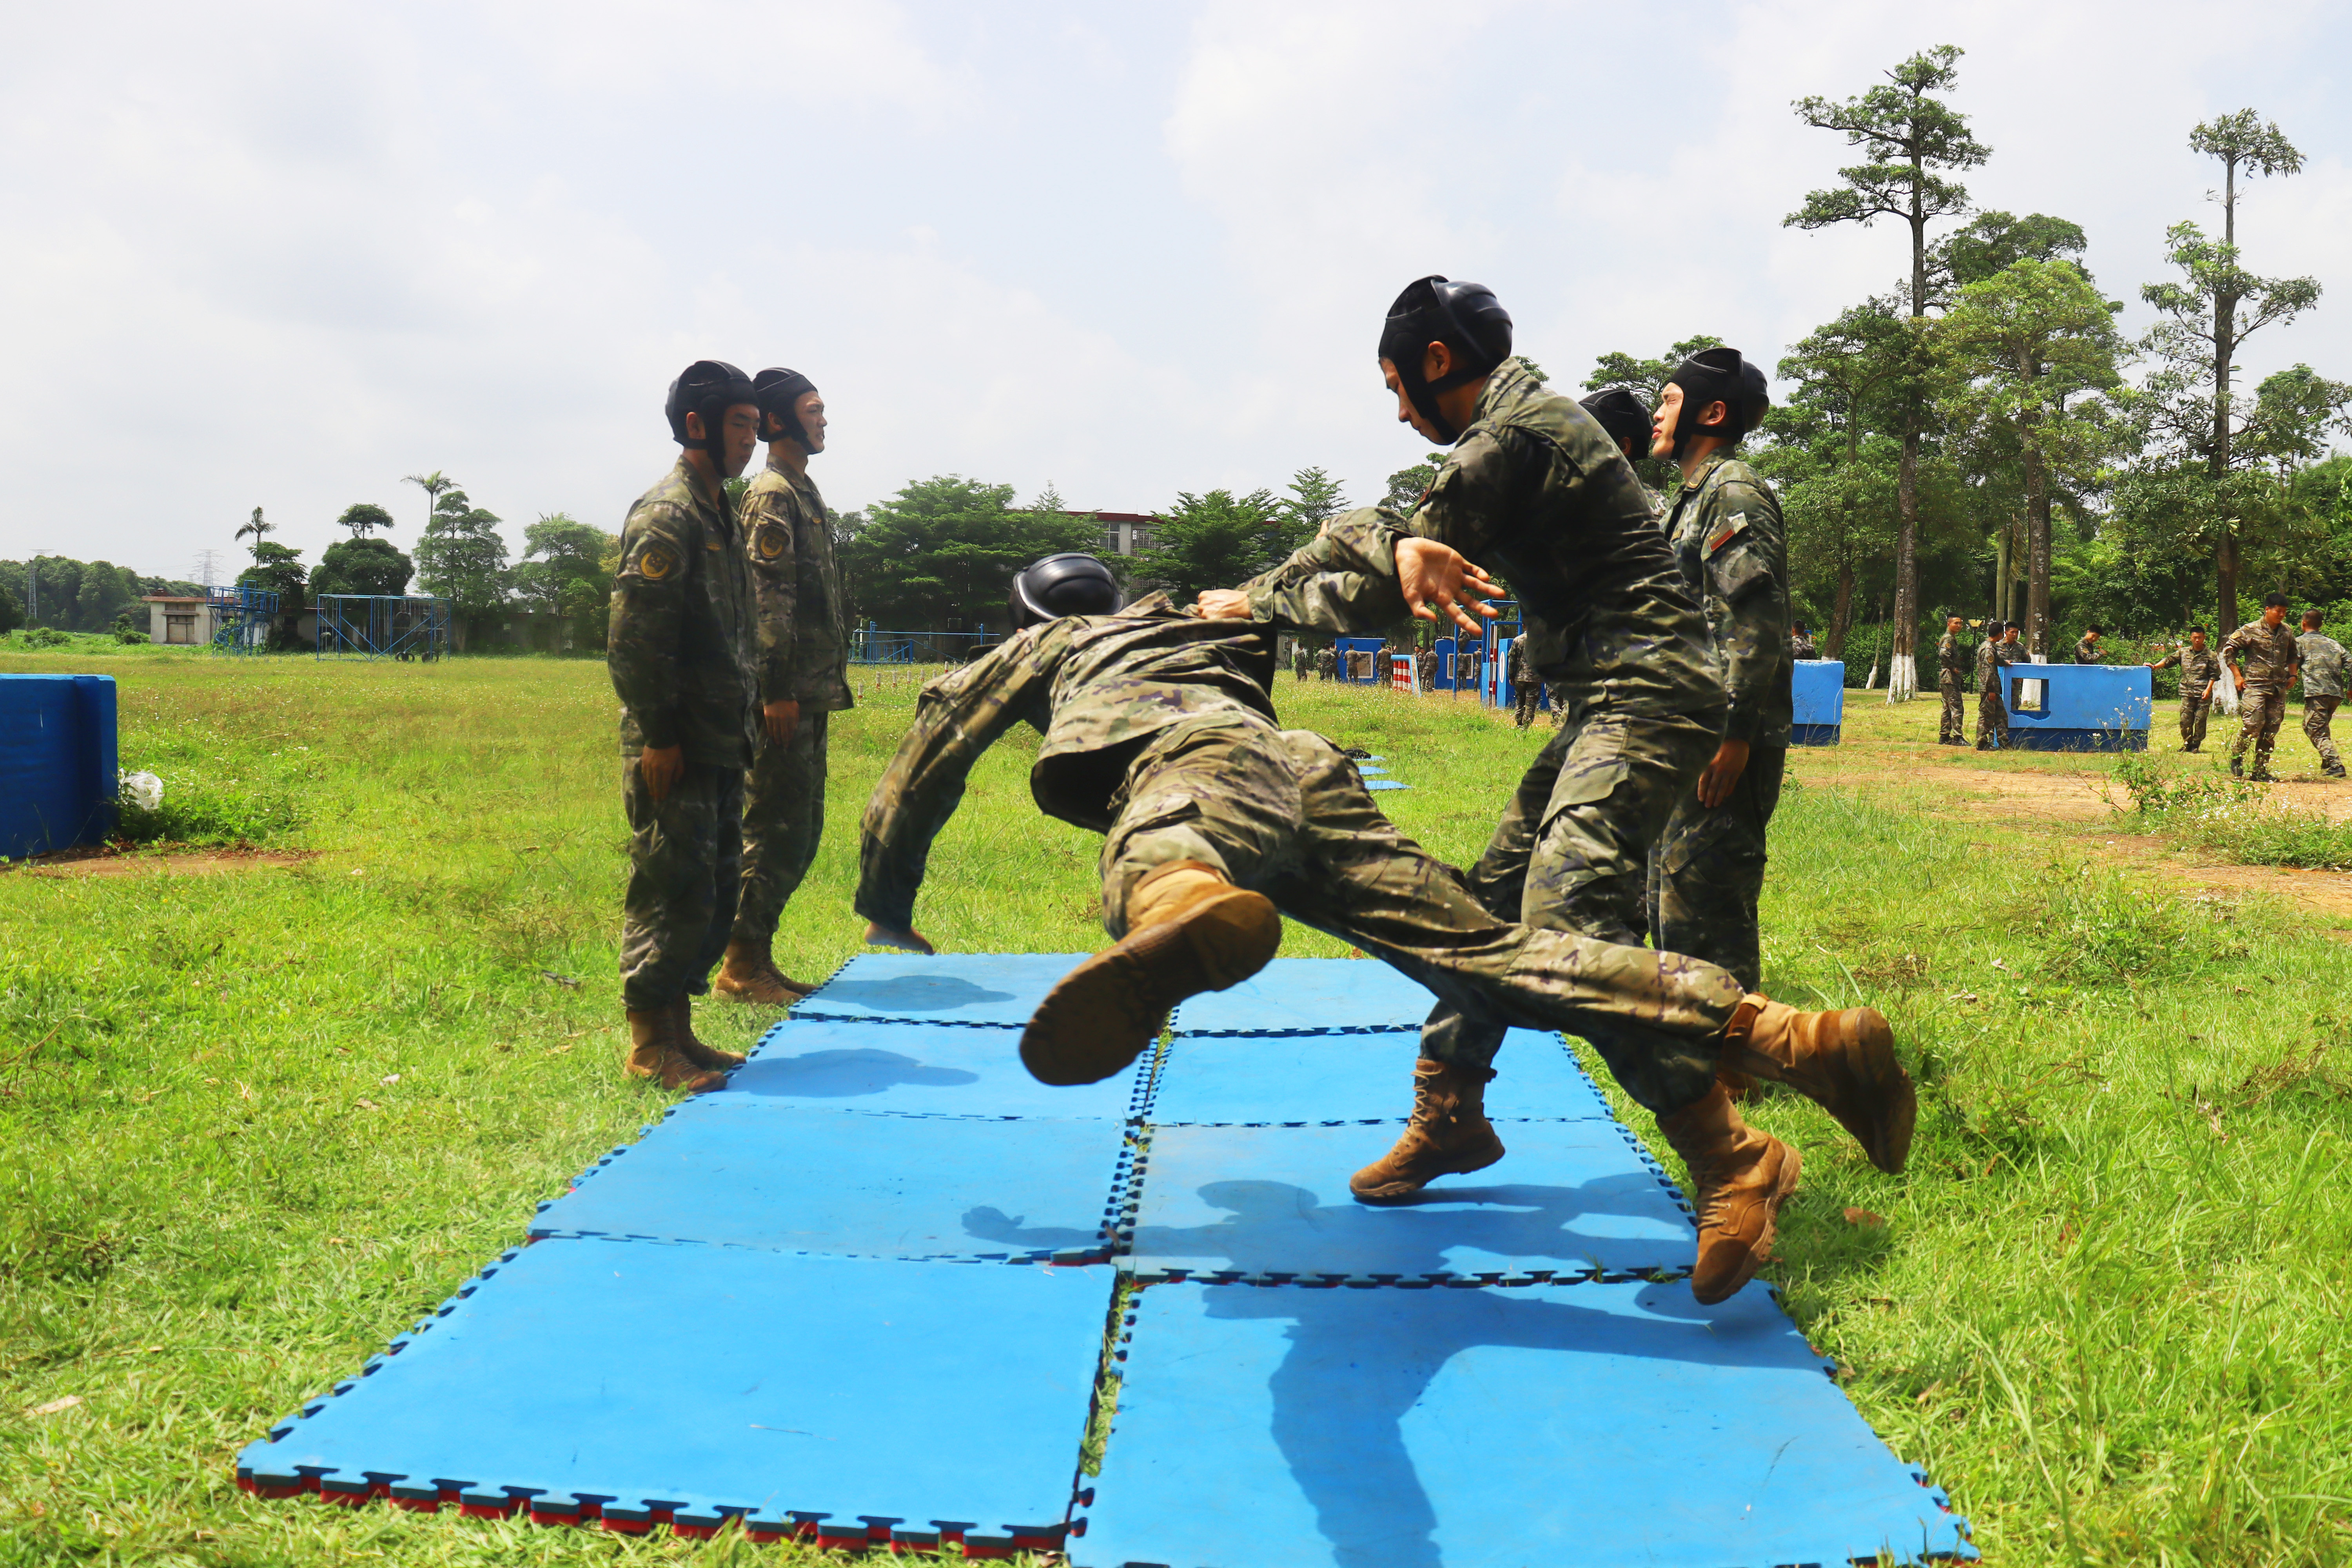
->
[[403, 470, 455, 534], [234, 505, 274, 561]]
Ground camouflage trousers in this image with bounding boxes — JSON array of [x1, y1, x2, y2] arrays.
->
[[1096, 713, 1741, 1094], [1976, 682, 2009, 749], [2179, 696, 2210, 751], [733, 711, 829, 946], [1649, 745, 1786, 995], [1939, 672, 1966, 744], [1421, 700, 1726, 1112], [2231, 683, 2288, 770], [1512, 681, 1538, 729], [2303, 695, 2343, 771], [619, 760, 744, 1012]]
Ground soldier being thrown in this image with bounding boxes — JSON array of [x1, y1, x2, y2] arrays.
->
[[715, 368, 853, 1005], [2148, 628, 2221, 753], [857, 556, 1915, 1305], [608, 361, 766, 1092], [2225, 593, 2300, 782]]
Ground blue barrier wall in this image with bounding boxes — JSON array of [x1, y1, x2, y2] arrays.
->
[[1999, 662, 2150, 751], [1333, 636, 1386, 684], [0, 675, 119, 859], [1791, 661, 1845, 746]]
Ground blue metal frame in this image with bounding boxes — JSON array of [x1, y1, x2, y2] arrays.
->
[[208, 584, 278, 654], [314, 595, 452, 661], [850, 625, 1002, 665]]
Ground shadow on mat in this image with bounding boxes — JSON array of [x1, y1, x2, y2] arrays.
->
[[729, 1047, 981, 1099], [805, 976, 1018, 1014]]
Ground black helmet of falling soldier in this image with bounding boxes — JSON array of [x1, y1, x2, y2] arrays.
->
[[1008, 554, 1122, 631], [665, 360, 757, 450]]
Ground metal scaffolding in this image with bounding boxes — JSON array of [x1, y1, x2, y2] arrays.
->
[[314, 594, 453, 660], [208, 584, 278, 653]]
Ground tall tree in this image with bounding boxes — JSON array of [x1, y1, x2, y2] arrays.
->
[[1281, 466, 1346, 540], [402, 470, 455, 536], [337, 502, 396, 538], [837, 475, 1101, 631], [1383, 457, 1444, 514], [1788, 44, 1990, 697], [2138, 109, 2322, 634], [312, 537, 414, 598], [512, 514, 618, 645], [235, 505, 275, 562], [1775, 302, 1910, 656], [1133, 488, 1287, 603], [1937, 258, 2129, 655], [412, 487, 511, 614]]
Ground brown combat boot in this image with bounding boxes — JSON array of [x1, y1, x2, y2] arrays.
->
[[1020, 861, 1281, 1087], [1348, 1058, 1508, 1204], [713, 935, 816, 1005], [670, 994, 745, 1072], [1719, 995, 1913, 1174], [1656, 1082, 1801, 1305], [623, 1004, 728, 1093]]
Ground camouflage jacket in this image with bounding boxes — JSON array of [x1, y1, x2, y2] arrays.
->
[[2298, 632, 2348, 699], [855, 593, 1278, 930], [1973, 637, 2009, 691], [1238, 358, 1719, 720], [741, 454, 853, 713], [1938, 633, 1965, 679], [2074, 636, 2102, 664], [2224, 619, 2300, 689], [1661, 450, 1793, 747], [607, 457, 759, 765], [2152, 644, 2222, 699], [1790, 632, 1818, 661]]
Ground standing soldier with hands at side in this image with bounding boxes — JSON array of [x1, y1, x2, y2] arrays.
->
[[608, 361, 764, 1092], [2296, 608, 2348, 779], [715, 368, 854, 1004], [2225, 593, 2300, 782], [2148, 628, 2221, 753], [1974, 620, 2011, 750], [1936, 615, 1966, 745]]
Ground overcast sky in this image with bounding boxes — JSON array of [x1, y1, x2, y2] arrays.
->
[[4, 0, 2347, 581]]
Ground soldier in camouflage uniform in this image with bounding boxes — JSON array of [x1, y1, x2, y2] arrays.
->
[[2074, 626, 2105, 664], [2147, 628, 2221, 752], [866, 557, 1912, 1305], [1645, 348, 1791, 1002], [1314, 643, 1336, 681], [1974, 621, 2011, 750], [1789, 624, 1818, 662], [1507, 634, 1538, 728], [1578, 388, 1663, 521], [1203, 279, 1863, 1304], [609, 361, 765, 1093], [2225, 593, 2301, 781], [1294, 639, 1311, 681], [1936, 615, 1967, 745], [2297, 608, 2348, 779], [713, 368, 854, 1006]]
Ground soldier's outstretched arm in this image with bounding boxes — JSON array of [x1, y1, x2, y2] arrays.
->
[[854, 630, 1059, 937]]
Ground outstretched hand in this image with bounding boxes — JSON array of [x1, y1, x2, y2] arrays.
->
[[1195, 588, 1251, 621], [865, 920, 935, 955], [1395, 537, 1503, 635]]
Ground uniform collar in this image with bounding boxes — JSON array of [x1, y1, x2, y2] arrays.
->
[[669, 456, 730, 526]]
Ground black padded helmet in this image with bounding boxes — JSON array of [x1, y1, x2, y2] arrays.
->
[[1662, 347, 1753, 459], [1738, 357, 1771, 435], [1008, 553, 1122, 630], [1378, 276, 1513, 444], [753, 367, 819, 450], [1578, 387, 1653, 455], [664, 359, 757, 450]]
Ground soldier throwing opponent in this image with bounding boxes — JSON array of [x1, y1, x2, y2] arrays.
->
[[857, 556, 1915, 1305], [715, 367, 853, 1004]]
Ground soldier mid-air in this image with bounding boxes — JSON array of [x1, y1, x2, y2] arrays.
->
[[2225, 593, 2300, 781], [1646, 347, 1792, 1009], [608, 361, 765, 1092], [2296, 608, 2347, 779], [713, 368, 852, 1006], [1936, 615, 1967, 745], [1974, 619, 2011, 750], [1199, 277, 1862, 1299], [861, 556, 1913, 1306], [2148, 628, 2221, 753]]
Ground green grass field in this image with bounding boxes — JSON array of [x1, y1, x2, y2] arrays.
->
[[3, 649, 2349, 1566]]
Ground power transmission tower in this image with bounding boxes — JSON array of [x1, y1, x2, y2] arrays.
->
[[193, 548, 223, 588]]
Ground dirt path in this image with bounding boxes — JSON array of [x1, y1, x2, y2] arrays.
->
[[1795, 705, 2352, 923], [10, 846, 314, 878]]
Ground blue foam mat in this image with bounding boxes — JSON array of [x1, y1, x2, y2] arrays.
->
[[1124, 1121, 1693, 1281], [735, 1018, 1149, 1121], [1171, 958, 1440, 1036], [1151, 1029, 1609, 1125], [240, 1242, 1109, 1537], [1076, 1279, 1975, 1568], [794, 952, 1094, 1027], [532, 1100, 1136, 1263]]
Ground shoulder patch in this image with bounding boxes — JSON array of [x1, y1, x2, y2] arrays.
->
[[1703, 511, 1748, 558], [636, 545, 676, 581], [754, 522, 789, 563]]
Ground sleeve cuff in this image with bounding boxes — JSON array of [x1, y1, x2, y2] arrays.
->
[[635, 710, 682, 750]]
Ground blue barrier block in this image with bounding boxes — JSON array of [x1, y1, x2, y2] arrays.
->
[[1170, 958, 1438, 1036], [1076, 1279, 1974, 1568], [733, 1018, 1148, 1121], [1791, 660, 1844, 747], [1999, 662, 2151, 751], [1124, 1121, 1694, 1281], [0, 675, 117, 858], [1152, 1030, 1610, 1124], [530, 1100, 1134, 1262], [238, 1242, 1106, 1543], [792, 952, 1092, 1027]]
